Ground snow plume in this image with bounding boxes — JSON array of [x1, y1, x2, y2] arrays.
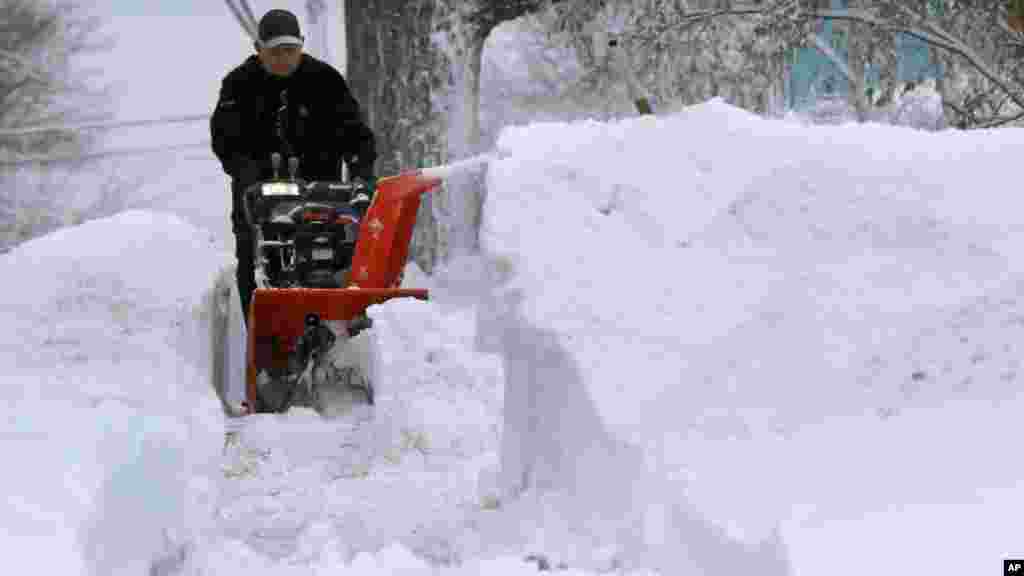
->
[[0, 210, 232, 574]]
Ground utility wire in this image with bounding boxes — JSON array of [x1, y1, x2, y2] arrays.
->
[[225, 0, 257, 41], [238, 0, 259, 32], [3, 0, 259, 166], [0, 113, 210, 137], [0, 140, 212, 167]]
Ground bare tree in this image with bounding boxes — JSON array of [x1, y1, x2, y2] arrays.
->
[[345, 0, 556, 270], [524, 0, 794, 118], [0, 0, 113, 250], [0, 0, 110, 153], [533, 0, 1024, 129], [638, 0, 1024, 128]]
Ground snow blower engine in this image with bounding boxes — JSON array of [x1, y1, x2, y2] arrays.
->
[[240, 152, 440, 415], [243, 153, 367, 292]]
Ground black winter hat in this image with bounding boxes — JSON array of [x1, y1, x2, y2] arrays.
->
[[258, 9, 303, 48]]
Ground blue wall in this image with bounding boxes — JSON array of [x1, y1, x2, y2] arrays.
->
[[785, 0, 850, 109]]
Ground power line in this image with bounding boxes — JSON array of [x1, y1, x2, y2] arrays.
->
[[0, 113, 210, 137], [225, 0, 257, 41], [0, 140, 212, 167], [238, 0, 259, 31]]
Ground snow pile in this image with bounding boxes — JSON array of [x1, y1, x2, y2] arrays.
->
[[0, 210, 232, 574], [881, 79, 946, 131], [482, 99, 1024, 574], [781, 80, 946, 132], [8, 99, 1024, 575]]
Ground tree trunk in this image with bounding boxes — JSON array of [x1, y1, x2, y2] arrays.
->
[[844, 20, 868, 122], [439, 29, 488, 256], [345, 0, 451, 273], [344, 0, 552, 271], [433, 0, 552, 258]]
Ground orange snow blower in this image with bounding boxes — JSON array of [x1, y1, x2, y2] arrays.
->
[[240, 155, 449, 415]]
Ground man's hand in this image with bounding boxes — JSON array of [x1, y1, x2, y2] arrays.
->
[[350, 176, 375, 217]]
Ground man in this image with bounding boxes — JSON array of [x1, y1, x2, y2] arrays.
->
[[210, 8, 376, 321]]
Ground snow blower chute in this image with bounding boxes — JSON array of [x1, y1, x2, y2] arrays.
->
[[239, 152, 456, 415]]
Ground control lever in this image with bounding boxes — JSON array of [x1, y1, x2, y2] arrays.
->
[[288, 156, 299, 181], [271, 152, 282, 179]]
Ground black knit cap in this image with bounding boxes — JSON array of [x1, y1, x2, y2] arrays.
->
[[258, 9, 303, 48]]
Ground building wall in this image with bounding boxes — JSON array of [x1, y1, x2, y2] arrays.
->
[[786, 0, 850, 109]]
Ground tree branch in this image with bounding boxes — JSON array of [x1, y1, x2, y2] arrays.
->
[[816, 7, 1024, 114], [0, 77, 35, 109], [627, 2, 1024, 128], [0, 50, 47, 84], [978, 109, 1024, 129]]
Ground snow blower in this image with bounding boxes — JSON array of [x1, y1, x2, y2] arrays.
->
[[238, 152, 466, 415]]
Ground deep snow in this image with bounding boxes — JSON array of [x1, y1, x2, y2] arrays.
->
[[0, 211, 230, 574], [482, 100, 1024, 574], [2, 100, 1022, 574]]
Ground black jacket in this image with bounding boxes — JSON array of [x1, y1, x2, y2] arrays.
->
[[210, 54, 376, 185]]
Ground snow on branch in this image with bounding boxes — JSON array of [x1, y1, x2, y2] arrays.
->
[[815, 7, 1024, 114], [621, 1, 1024, 128]]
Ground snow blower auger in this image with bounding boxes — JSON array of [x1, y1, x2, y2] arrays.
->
[[240, 152, 449, 415]]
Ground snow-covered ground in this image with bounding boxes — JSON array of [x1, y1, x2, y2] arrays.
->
[[3, 100, 1023, 574], [0, 211, 231, 574]]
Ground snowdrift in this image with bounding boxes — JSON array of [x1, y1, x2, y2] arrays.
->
[[0, 210, 233, 574], [481, 99, 1024, 574]]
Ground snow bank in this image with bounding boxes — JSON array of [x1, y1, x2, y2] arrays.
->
[[0, 210, 232, 574], [14, 97, 1024, 575], [482, 99, 1024, 574]]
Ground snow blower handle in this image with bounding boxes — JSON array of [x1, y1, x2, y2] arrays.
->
[[271, 152, 282, 179]]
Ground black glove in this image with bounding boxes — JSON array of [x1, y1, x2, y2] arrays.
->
[[349, 176, 375, 217], [231, 157, 263, 231], [346, 153, 376, 183]]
